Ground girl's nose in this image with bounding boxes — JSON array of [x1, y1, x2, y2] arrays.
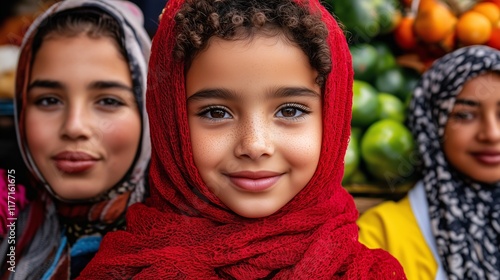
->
[[61, 105, 93, 140], [234, 118, 274, 160]]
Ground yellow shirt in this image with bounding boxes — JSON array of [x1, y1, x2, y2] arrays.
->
[[357, 196, 437, 280]]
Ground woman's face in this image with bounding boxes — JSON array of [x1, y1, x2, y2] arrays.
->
[[25, 35, 141, 200], [186, 35, 322, 218], [444, 72, 500, 184]]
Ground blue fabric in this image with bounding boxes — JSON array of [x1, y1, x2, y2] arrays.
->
[[408, 182, 446, 280], [42, 231, 67, 280], [70, 236, 102, 257]]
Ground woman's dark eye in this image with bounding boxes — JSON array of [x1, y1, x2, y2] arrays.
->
[[35, 97, 61, 107], [450, 111, 475, 121], [98, 98, 124, 107]]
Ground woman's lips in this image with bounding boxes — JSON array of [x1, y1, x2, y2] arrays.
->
[[471, 152, 500, 165], [227, 171, 282, 192], [52, 151, 98, 174]]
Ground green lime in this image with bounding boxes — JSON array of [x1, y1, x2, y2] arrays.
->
[[399, 67, 421, 102], [375, 0, 401, 34], [343, 130, 360, 182], [351, 126, 364, 140], [371, 41, 397, 74], [348, 169, 369, 185], [350, 44, 379, 82], [377, 93, 406, 123], [360, 119, 416, 183], [352, 80, 380, 128], [331, 0, 381, 41], [374, 67, 405, 97]]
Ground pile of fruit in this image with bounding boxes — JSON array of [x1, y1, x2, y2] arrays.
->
[[324, 0, 500, 192], [326, 0, 500, 68], [394, 0, 500, 61], [342, 41, 419, 192]]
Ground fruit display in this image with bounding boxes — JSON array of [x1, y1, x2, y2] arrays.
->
[[329, 0, 500, 196], [342, 39, 420, 195], [394, 0, 500, 64], [326, 0, 500, 71]]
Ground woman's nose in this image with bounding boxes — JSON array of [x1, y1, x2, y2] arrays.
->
[[477, 114, 500, 143], [60, 104, 93, 140], [234, 118, 274, 160]]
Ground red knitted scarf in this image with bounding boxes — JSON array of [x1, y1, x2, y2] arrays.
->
[[79, 0, 406, 278]]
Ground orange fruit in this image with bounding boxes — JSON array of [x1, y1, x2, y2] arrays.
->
[[414, 2, 457, 43], [394, 16, 417, 50], [439, 30, 456, 52], [483, 0, 500, 8], [456, 11, 492, 45], [487, 23, 500, 49], [472, 2, 500, 25]]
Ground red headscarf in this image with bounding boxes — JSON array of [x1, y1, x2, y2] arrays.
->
[[79, 0, 406, 278]]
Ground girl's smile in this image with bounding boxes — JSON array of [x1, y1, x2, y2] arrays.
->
[[225, 170, 284, 192], [186, 35, 322, 218]]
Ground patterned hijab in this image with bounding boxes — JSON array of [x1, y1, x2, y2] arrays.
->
[[408, 45, 500, 279], [79, 0, 406, 278], [1, 0, 151, 279]]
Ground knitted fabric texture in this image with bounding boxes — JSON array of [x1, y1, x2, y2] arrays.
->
[[79, 0, 406, 279]]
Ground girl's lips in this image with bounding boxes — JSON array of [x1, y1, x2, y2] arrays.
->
[[228, 173, 282, 192], [471, 153, 500, 165], [52, 151, 99, 173]]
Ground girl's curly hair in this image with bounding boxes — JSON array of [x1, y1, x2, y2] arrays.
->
[[174, 0, 331, 86]]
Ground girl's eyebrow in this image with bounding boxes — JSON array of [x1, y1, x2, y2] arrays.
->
[[187, 87, 319, 103], [273, 87, 320, 98], [187, 88, 234, 102], [455, 98, 479, 107]]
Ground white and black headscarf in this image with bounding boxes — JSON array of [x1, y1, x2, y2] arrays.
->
[[408, 45, 500, 280]]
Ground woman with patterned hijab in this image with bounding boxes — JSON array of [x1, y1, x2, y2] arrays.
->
[[0, 0, 151, 278], [359, 45, 500, 280]]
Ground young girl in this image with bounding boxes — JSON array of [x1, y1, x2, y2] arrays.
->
[[80, 0, 406, 278], [0, 0, 151, 278], [358, 45, 500, 279]]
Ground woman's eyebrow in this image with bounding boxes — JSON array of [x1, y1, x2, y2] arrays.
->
[[28, 79, 64, 91], [455, 98, 479, 107], [89, 81, 133, 92]]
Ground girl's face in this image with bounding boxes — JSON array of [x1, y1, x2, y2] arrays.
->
[[186, 35, 322, 218], [25, 35, 141, 200], [444, 72, 500, 184]]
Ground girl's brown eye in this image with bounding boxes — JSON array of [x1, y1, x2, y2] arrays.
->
[[210, 109, 226, 118], [281, 107, 297, 117]]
